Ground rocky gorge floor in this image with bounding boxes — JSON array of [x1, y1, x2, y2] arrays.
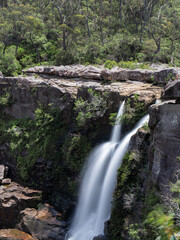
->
[[0, 64, 179, 240]]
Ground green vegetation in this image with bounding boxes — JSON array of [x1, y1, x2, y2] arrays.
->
[[74, 88, 108, 128], [104, 60, 150, 70], [110, 147, 149, 240], [110, 94, 146, 129], [61, 134, 91, 196], [0, 0, 179, 76], [0, 92, 92, 197], [144, 205, 176, 240], [110, 146, 180, 240], [0, 105, 65, 180], [120, 95, 146, 129]]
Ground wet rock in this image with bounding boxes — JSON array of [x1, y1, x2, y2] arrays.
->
[[93, 234, 106, 240], [18, 204, 67, 240], [0, 182, 42, 228], [162, 79, 180, 103], [0, 229, 35, 240], [2, 178, 11, 185]]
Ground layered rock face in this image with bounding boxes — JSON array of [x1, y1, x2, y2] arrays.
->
[[18, 204, 67, 240], [0, 76, 73, 121], [0, 229, 35, 240], [107, 128, 151, 239], [24, 64, 178, 86], [149, 80, 180, 193], [0, 65, 179, 240], [0, 182, 42, 228], [0, 67, 163, 121]]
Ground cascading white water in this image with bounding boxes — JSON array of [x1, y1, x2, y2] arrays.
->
[[67, 101, 125, 240], [94, 114, 149, 236], [67, 101, 149, 240], [110, 100, 125, 142]]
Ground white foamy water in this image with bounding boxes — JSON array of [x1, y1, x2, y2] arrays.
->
[[66, 101, 149, 240]]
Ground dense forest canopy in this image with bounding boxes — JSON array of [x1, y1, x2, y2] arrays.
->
[[0, 0, 179, 76]]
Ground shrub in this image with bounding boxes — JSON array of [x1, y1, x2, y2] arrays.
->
[[74, 88, 108, 128], [104, 60, 118, 69], [0, 46, 21, 76], [54, 49, 77, 65]]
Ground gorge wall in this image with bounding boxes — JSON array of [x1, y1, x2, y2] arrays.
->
[[0, 65, 179, 240]]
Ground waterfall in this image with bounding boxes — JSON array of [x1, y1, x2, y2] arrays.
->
[[66, 101, 149, 240], [93, 114, 149, 236], [110, 100, 125, 142]]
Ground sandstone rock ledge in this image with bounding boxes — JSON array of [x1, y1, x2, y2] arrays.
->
[[0, 72, 161, 120], [0, 182, 42, 228], [0, 229, 35, 240], [17, 204, 67, 240], [24, 64, 178, 85]]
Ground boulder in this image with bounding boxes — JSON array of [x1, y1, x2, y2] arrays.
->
[[17, 204, 67, 240], [0, 229, 35, 240], [0, 182, 42, 228], [2, 178, 12, 185], [162, 79, 180, 103]]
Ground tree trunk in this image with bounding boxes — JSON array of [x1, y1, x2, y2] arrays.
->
[[63, 30, 66, 51], [119, 0, 122, 27]]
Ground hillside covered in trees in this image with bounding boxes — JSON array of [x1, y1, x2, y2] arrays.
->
[[0, 0, 179, 76]]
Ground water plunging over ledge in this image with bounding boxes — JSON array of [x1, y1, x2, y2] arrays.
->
[[66, 101, 149, 240]]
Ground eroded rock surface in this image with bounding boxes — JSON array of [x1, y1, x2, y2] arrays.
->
[[18, 204, 67, 240], [0, 182, 42, 228], [0, 76, 74, 121], [101, 66, 177, 85], [0, 229, 35, 240], [24, 64, 178, 85], [0, 73, 161, 120], [24, 65, 103, 80], [162, 79, 180, 102], [148, 102, 180, 189]]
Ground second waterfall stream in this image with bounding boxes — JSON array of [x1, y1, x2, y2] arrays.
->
[[67, 101, 149, 240]]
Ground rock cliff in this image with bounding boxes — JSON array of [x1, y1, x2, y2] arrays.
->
[[108, 77, 180, 240], [0, 65, 179, 240]]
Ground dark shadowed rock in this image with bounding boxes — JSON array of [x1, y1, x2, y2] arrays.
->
[[148, 102, 180, 189], [0, 229, 35, 240], [0, 72, 161, 122], [93, 234, 106, 240], [17, 204, 67, 240], [162, 79, 180, 102], [0, 182, 42, 228]]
